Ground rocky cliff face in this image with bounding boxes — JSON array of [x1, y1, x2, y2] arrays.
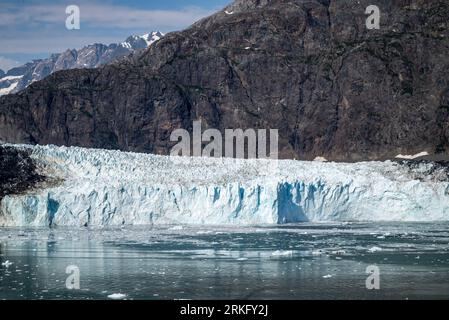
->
[[1, 0, 449, 161], [0, 146, 45, 200]]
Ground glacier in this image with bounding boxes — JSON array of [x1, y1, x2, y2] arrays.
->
[[0, 144, 448, 227]]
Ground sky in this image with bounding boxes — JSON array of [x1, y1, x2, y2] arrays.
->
[[0, 0, 231, 71]]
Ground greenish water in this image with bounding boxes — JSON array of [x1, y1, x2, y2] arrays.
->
[[1, 222, 449, 300]]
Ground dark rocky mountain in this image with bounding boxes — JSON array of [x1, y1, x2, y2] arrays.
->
[[0, 32, 163, 96], [1, 0, 449, 161], [0, 145, 46, 200], [0, 69, 4, 78]]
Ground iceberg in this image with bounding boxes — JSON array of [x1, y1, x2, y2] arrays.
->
[[0, 144, 448, 227]]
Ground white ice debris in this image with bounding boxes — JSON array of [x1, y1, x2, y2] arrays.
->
[[368, 246, 383, 253], [271, 250, 294, 257], [1, 260, 13, 267], [313, 157, 328, 162], [107, 293, 127, 300], [330, 250, 346, 256], [395, 151, 429, 160], [1, 144, 449, 227]]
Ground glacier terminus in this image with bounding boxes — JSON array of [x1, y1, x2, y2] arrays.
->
[[1, 144, 448, 227]]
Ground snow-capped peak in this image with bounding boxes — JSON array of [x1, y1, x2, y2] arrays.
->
[[0, 31, 165, 96], [141, 31, 164, 46], [120, 31, 164, 49]]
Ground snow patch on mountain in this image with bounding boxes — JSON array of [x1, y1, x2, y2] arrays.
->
[[395, 151, 430, 160], [121, 32, 164, 49], [0, 76, 22, 95], [0, 144, 448, 227]]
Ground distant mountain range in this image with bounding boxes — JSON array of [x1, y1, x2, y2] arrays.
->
[[0, 31, 163, 96]]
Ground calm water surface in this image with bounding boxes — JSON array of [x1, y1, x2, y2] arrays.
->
[[1, 222, 449, 300]]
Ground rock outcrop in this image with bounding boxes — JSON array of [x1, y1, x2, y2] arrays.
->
[[0, 146, 45, 200]]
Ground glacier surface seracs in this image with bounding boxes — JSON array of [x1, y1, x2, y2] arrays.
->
[[1, 144, 448, 227]]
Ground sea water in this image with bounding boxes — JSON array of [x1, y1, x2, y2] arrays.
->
[[1, 222, 449, 300]]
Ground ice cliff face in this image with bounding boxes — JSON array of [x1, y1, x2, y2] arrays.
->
[[0, 144, 448, 227]]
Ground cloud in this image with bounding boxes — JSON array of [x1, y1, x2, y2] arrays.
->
[[0, 2, 219, 54], [0, 3, 215, 29], [0, 56, 20, 71]]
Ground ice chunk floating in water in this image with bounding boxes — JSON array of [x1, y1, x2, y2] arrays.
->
[[107, 293, 127, 300], [0, 144, 448, 226]]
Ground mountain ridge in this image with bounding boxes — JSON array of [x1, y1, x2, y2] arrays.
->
[[1, 0, 449, 161], [0, 31, 163, 96]]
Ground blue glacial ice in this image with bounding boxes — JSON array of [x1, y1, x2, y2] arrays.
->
[[1, 144, 448, 227]]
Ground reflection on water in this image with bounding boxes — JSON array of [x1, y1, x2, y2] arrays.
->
[[1, 222, 449, 300]]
